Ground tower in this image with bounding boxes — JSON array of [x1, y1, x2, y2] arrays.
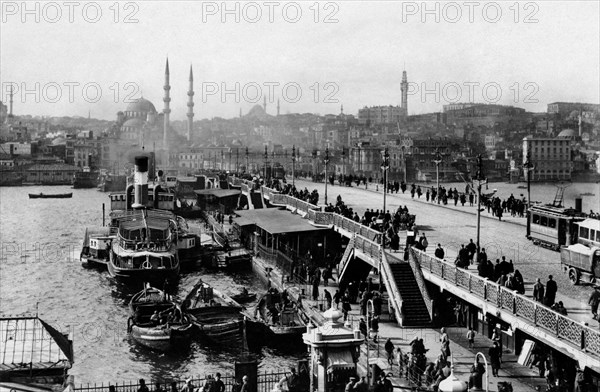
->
[[187, 65, 194, 142], [263, 95, 267, 113], [277, 98, 280, 116], [163, 58, 171, 161], [239, 108, 242, 118], [341, 104, 344, 114], [401, 69, 408, 115]]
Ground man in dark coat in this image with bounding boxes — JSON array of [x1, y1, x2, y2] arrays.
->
[[533, 278, 545, 303], [545, 275, 558, 306], [434, 244, 445, 259], [488, 342, 501, 377]]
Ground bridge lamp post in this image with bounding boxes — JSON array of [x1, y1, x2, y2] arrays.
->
[[292, 145, 296, 188], [523, 149, 534, 238], [245, 147, 249, 174], [433, 148, 443, 204], [342, 148, 346, 176], [381, 148, 390, 249], [473, 155, 492, 265], [324, 147, 330, 205]]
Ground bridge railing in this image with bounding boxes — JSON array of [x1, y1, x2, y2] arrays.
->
[[380, 251, 403, 326], [407, 248, 434, 320], [412, 248, 600, 359]]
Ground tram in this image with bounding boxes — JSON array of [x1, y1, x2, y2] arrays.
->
[[527, 204, 583, 251], [560, 219, 600, 285]]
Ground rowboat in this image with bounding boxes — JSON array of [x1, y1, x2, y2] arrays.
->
[[29, 192, 72, 199], [253, 288, 308, 339], [230, 291, 257, 303], [182, 280, 244, 345], [127, 285, 193, 351]]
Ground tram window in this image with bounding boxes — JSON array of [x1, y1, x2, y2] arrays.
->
[[533, 214, 540, 224], [548, 218, 556, 228], [580, 227, 589, 239], [596, 231, 600, 242], [540, 216, 548, 226], [590, 229, 596, 242]]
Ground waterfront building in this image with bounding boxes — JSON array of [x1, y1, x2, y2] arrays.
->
[[444, 103, 528, 128], [523, 136, 572, 181], [23, 162, 79, 185]]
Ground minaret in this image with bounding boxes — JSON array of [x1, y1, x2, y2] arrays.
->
[[578, 110, 583, 137], [8, 84, 14, 118], [341, 104, 344, 114], [186, 65, 194, 142], [277, 99, 280, 116], [163, 58, 171, 158], [263, 95, 267, 113], [401, 69, 408, 115], [239, 108, 242, 118]]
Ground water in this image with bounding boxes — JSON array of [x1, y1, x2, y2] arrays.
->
[[0, 186, 300, 384], [418, 180, 600, 213]]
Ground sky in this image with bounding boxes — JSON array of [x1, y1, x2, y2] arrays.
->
[[1, 1, 599, 121]]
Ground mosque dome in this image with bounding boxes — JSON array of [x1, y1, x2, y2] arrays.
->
[[122, 117, 144, 127], [558, 129, 576, 138], [126, 98, 157, 114], [247, 104, 269, 119]]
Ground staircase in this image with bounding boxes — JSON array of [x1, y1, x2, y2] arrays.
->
[[388, 263, 430, 326], [337, 236, 355, 282]]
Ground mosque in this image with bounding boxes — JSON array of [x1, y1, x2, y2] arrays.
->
[[113, 59, 195, 166]]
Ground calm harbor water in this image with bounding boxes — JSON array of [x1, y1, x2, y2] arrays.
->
[[0, 186, 299, 384]]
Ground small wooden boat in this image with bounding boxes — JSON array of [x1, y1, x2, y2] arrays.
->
[[29, 192, 72, 199], [230, 291, 257, 303], [182, 280, 244, 345], [253, 288, 308, 338], [128, 285, 193, 351]]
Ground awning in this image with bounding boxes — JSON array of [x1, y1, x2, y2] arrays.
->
[[327, 350, 354, 373], [194, 189, 241, 198], [235, 209, 327, 235]]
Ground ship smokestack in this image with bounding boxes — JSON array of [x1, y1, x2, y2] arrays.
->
[[132, 156, 149, 209]]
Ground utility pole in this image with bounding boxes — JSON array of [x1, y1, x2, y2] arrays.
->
[[292, 145, 296, 188], [342, 148, 346, 176], [524, 149, 534, 238], [324, 147, 330, 205], [381, 147, 390, 249], [433, 148, 443, 204], [236, 148, 239, 174]]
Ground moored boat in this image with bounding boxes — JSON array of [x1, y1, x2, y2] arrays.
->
[[73, 166, 99, 189], [29, 192, 73, 199], [211, 231, 252, 269], [107, 209, 180, 286], [230, 290, 257, 303], [80, 226, 113, 267], [253, 288, 308, 339], [127, 285, 193, 351], [182, 280, 244, 345]]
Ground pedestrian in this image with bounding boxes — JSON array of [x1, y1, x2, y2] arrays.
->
[[466, 327, 476, 349], [324, 289, 332, 309], [240, 375, 250, 392], [440, 327, 450, 361], [181, 380, 194, 392], [355, 376, 368, 392], [489, 342, 501, 377], [533, 278, 545, 304], [419, 233, 428, 252], [345, 377, 357, 392], [342, 293, 351, 321], [169, 382, 178, 392], [285, 367, 299, 392], [589, 286, 600, 320], [333, 289, 341, 309], [371, 315, 380, 343], [381, 374, 393, 392], [138, 380, 149, 392], [434, 244, 445, 259], [545, 275, 557, 306], [385, 338, 395, 364], [214, 373, 225, 392], [154, 383, 165, 392], [359, 317, 367, 340]]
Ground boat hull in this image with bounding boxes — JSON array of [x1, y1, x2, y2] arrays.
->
[[29, 193, 73, 199], [130, 323, 192, 351], [107, 261, 180, 286]]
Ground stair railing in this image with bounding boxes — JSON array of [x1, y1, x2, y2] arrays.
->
[[407, 247, 434, 321], [379, 250, 404, 326]]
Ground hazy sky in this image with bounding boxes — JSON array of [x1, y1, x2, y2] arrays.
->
[[1, 1, 599, 121]]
